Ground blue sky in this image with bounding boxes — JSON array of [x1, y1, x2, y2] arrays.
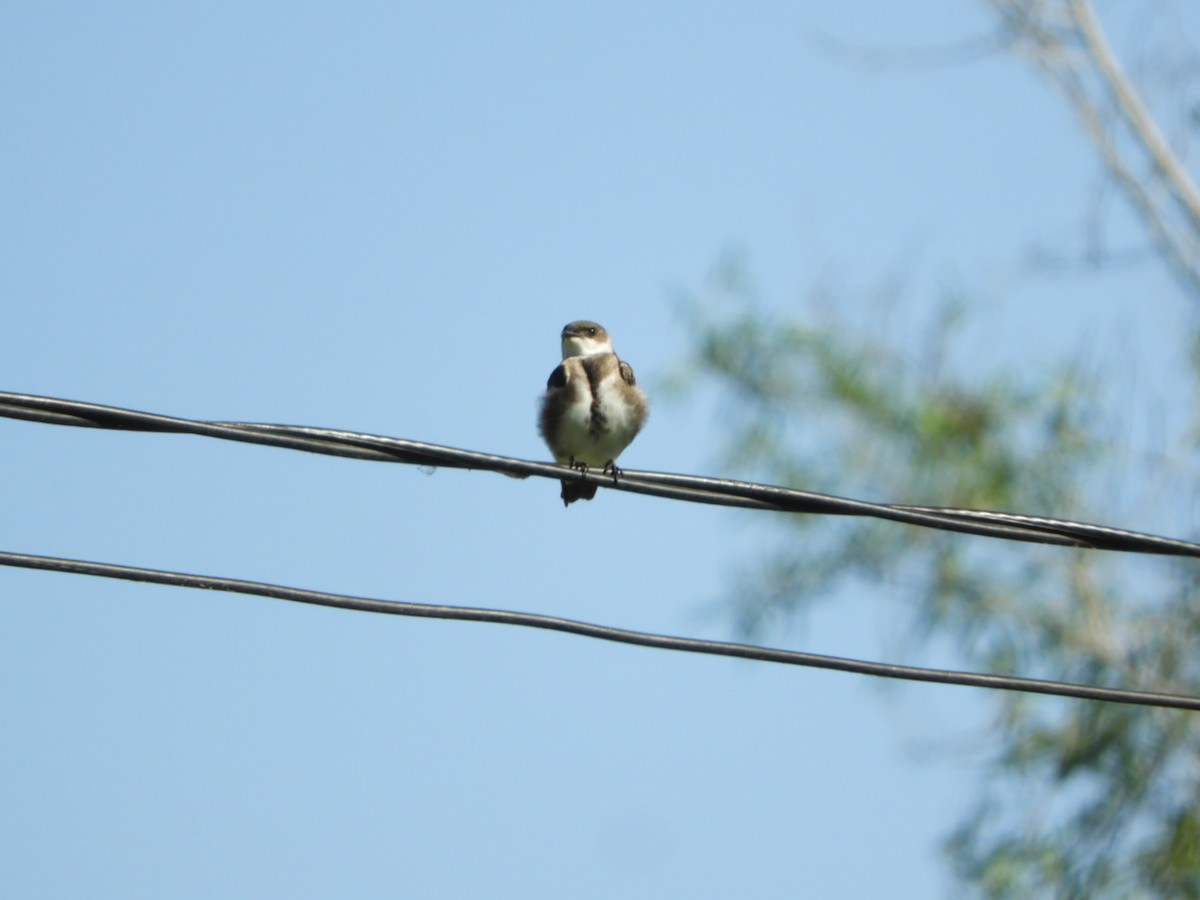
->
[[3, 2, 1197, 897]]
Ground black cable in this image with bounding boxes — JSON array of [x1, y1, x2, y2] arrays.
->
[[3, 549, 1197, 710], [3, 390, 1198, 556]]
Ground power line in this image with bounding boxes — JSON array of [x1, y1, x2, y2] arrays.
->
[[3, 390, 1199, 556], [4, 548, 1198, 710], [5, 389, 1199, 709]]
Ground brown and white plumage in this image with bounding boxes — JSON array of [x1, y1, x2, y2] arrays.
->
[[538, 320, 648, 506]]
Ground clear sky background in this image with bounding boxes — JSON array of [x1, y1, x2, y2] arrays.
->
[[4, 2, 1198, 898]]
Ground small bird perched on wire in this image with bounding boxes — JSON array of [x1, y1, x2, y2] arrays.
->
[[538, 320, 648, 506]]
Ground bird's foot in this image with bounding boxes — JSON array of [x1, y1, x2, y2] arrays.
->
[[602, 460, 623, 485], [568, 456, 590, 480]]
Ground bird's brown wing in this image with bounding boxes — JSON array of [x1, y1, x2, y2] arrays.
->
[[618, 360, 636, 386]]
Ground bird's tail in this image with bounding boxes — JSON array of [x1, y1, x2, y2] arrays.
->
[[560, 480, 598, 506]]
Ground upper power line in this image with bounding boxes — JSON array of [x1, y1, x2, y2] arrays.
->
[[3, 389, 1199, 557]]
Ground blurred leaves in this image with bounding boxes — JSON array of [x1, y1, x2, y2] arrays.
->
[[664, 0, 1200, 890], [671, 256, 1200, 896]]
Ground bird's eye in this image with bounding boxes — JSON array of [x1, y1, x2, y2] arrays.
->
[[587, 327, 596, 336]]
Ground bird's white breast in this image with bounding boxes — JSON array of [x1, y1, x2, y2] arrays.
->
[[561, 372, 642, 467]]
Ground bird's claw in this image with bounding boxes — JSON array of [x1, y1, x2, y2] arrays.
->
[[565, 457, 621, 487]]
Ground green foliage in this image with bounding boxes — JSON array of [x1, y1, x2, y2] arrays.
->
[[672, 258, 1200, 897]]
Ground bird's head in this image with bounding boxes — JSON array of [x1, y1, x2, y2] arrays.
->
[[560, 320, 613, 358]]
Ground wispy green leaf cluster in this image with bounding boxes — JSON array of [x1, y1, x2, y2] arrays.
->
[[672, 259, 1200, 897]]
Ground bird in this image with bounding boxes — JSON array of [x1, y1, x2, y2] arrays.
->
[[538, 320, 648, 506]]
